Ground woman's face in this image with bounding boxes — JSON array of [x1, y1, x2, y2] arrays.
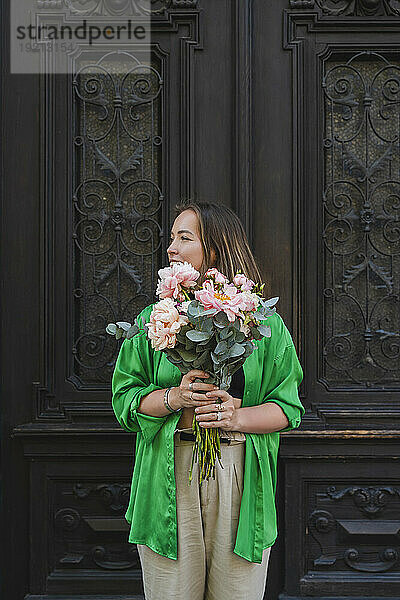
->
[[167, 209, 204, 271]]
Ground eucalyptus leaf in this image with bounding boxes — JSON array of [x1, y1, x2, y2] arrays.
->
[[187, 301, 202, 318], [196, 349, 210, 367], [192, 357, 202, 369], [252, 311, 269, 321], [215, 340, 228, 355], [211, 351, 221, 365], [231, 318, 242, 331], [116, 328, 123, 340], [197, 334, 215, 345], [227, 358, 245, 375], [243, 341, 255, 357], [213, 311, 229, 328], [262, 296, 279, 308], [228, 343, 245, 358], [250, 326, 263, 341], [167, 348, 181, 361], [116, 321, 132, 331], [176, 347, 197, 362], [166, 355, 182, 365], [200, 308, 218, 316], [126, 324, 139, 339], [181, 360, 194, 370], [220, 328, 233, 341], [232, 330, 246, 343], [175, 332, 187, 344], [166, 357, 186, 374], [106, 323, 117, 335], [185, 339, 196, 351], [198, 317, 214, 333], [258, 324, 271, 338], [139, 316, 147, 330], [186, 330, 211, 342]]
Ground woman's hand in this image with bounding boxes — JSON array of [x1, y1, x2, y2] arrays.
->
[[168, 370, 219, 411], [193, 389, 242, 431]]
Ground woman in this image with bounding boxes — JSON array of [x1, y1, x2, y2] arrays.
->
[[112, 201, 304, 600]]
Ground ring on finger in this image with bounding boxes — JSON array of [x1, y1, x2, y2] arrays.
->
[[217, 411, 222, 421], [190, 391, 194, 400], [189, 382, 193, 391], [216, 403, 223, 412]]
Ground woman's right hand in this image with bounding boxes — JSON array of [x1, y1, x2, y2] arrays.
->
[[168, 370, 219, 411]]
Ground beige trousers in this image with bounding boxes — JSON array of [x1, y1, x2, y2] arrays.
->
[[137, 430, 271, 600]]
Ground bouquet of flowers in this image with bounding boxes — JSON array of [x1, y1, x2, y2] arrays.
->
[[107, 262, 278, 484]]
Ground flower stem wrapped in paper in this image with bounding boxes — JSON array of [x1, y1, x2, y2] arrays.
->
[[107, 262, 278, 484]]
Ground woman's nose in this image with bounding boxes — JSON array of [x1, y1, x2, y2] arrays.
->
[[167, 239, 178, 254], [167, 245, 177, 258]]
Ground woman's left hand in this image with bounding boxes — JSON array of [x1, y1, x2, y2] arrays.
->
[[194, 390, 242, 431]]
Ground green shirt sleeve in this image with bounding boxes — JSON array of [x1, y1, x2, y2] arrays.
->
[[261, 314, 304, 432], [111, 306, 168, 444], [264, 343, 304, 431]]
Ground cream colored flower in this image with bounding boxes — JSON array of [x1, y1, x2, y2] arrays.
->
[[145, 298, 189, 350]]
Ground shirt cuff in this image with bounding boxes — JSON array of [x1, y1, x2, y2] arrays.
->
[[130, 384, 168, 444], [269, 400, 302, 432]]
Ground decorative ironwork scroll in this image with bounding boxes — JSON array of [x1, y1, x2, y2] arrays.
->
[[315, 0, 400, 16], [37, 0, 198, 16], [72, 51, 163, 385], [322, 51, 400, 388]]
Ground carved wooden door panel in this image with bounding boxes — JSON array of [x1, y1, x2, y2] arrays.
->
[[276, 2, 400, 599], [2, 1, 400, 599], [1, 1, 262, 599]]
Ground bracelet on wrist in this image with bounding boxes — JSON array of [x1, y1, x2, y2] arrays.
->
[[164, 387, 181, 413]]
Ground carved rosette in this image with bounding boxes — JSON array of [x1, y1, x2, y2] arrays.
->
[[55, 508, 81, 531], [309, 509, 336, 533]]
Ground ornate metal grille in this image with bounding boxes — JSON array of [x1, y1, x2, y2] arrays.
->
[[315, 0, 400, 16], [322, 51, 400, 388], [71, 52, 163, 385]]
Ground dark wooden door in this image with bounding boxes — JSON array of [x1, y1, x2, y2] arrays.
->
[[2, 1, 400, 599]]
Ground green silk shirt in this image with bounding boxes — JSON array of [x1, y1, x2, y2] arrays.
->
[[112, 303, 304, 563]]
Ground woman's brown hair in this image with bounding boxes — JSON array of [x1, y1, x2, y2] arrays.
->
[[173, 201, 263, 287]]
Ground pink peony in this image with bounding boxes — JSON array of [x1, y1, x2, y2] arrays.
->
[[238, 290, 260, 312], [145, 298, 189, 350], [222, 288, 246, 322], [224, 288, 260, 321], [204, 268, 228, 284], [156, 274, 180, 299], [195, 276, 262, 323], [233, 273, 255, 291], [195, 281, 227, 312], [195, 281, 245, 322], [156, 262, 199, 299]]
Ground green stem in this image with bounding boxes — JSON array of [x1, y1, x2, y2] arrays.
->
[[189, 416, 225, 484], [181, 288, 191, 301]]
